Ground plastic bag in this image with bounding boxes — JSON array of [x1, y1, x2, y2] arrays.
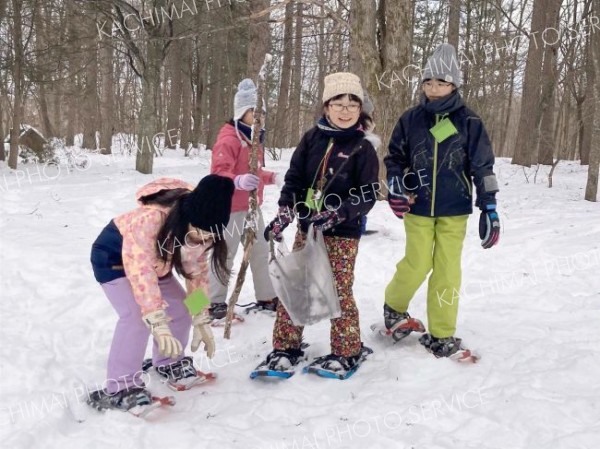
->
[[268, 226, 341, 326]]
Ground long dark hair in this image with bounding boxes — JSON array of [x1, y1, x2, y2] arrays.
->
[[140, 189, 231, 285], [324, 94, 373, 130]]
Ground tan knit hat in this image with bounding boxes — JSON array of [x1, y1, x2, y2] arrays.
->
[[322, 72, 364, 104]]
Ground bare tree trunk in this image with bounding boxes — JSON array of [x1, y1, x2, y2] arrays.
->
[[166, 42, 183, 149], [34, 2, 54, 138], [350, 0, 378, 80], [99, 40, 114, 154], [351, 0, 413, 182], [9, 0, 24, 169], [0, 0, 5, 162], [81, 7, 99, 150], [206, 32, 225, 149], [378, 0, 414, 139], [0, 95, 5, 161], [136, 36, 165, 174], [180, 39, 193, 150], [192, 36, 206, 148], [501, 0, 527, 156], [273, 0, 294, 148], [536, 0, 561, 165], [65, 87, 77, 146], [313, 1, 326, 122], [246, 0, 270, 79], [462, 0, 473, 99], [289, 1, 303, 145], [82, 49, 99, 149], [65, 0, 79, 147], [512, 0, 547, 166], [585, 0, 600, 201], [448, 0, 460, 49], [581, 30, 596, 165]]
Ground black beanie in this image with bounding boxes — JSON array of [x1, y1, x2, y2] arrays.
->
[[181, 175, 234, 232]]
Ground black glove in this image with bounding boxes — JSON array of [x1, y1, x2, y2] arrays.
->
[[387, 177, 411, 219], [264, 206, 294, 242], [308, 209, 343, 232], [479, 205, 500, 249]]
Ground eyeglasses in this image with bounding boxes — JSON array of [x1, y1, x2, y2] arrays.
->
[[328, 103, 361, 113], [423, 80, 453, 89]]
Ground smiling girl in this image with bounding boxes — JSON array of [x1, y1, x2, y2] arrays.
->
[[257, 72, 380, 378]]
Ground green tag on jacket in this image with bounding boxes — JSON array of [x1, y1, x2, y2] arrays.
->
[[305, 187, 324, 212], [430, 117, 458, 143]]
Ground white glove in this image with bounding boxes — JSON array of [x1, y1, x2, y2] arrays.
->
[[191, 314, 215, 358], [234, 173, 260, 191], [143, 310, 183, 359]]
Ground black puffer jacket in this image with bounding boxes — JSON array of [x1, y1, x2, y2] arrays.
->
[[385, 91, 498, 217], [279, 125, 380, 239]]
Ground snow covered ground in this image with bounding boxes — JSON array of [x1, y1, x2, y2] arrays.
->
[[1, 148, 599, 449]]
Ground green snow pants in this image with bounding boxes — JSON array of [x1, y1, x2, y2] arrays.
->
[[384, 213, 468, 338]]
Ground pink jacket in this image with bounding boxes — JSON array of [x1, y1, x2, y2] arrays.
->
[[211, 123, 275, 213], [113, 178, 211, 315]]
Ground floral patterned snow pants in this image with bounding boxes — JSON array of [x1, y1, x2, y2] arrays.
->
[[272, 231, 361, 357]]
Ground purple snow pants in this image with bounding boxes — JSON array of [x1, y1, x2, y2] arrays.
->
[[100, 275, 191, 394]]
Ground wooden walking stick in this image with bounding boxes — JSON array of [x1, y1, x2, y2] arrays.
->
[[223, 54, 272, 339]]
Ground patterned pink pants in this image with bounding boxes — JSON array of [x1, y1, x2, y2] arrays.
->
[[272, 231, 361, 357]]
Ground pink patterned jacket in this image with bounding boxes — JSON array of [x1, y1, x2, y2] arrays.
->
[[113, 178, 211, 315]]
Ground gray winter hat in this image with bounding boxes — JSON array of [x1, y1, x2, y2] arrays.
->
[[422, 43, 462, 88], [234, 78, 266, 121]]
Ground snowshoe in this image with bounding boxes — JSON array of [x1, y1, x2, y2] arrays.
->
[[208, 302, 228, 320], [208, 303, 245, 326], [419, 333, 479, 363], [250, 347, 307, 379], [303, 345, 373, 380], [210, 314, 245, 327], [372, 304, 425, 342], [240, 297, 279, 316], [86, 387, 175, 417], [150, 356, 217, 391]]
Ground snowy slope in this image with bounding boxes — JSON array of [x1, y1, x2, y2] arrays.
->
[[1, 151, 599, 449]]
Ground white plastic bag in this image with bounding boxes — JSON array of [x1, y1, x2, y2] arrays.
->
[[268, 226, 341, 326]]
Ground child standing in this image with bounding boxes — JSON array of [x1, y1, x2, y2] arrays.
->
[[383, 44, 500, 357], [89, 175, 234, 410], [208, 78, 279, 320], [257, 72, 380, 377]]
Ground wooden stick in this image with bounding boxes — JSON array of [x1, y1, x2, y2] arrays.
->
[[224, 54, 272, 339]]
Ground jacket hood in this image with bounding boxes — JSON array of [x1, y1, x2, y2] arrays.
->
[[216, 122, 249, 146], [135, 178, 194, 205], [364, 131, 382, 150], [216, 122, 238, 140]]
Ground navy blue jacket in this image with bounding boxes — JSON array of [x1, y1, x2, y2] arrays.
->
[[385, 91, 497, 217], [279, 125, 380, 238]]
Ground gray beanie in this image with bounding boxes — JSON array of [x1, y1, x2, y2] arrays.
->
[[234, 79, 266, 121], [422, 43, 462, 88]]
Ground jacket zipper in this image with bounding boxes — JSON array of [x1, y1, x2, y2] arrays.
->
[[430, 114, 439, 217], [462, 171, 472, 195]]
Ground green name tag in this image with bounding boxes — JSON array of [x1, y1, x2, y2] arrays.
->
[[430, 118, 458, 143], [184, 289, 210, 315], [305, 187, 324, 212]]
